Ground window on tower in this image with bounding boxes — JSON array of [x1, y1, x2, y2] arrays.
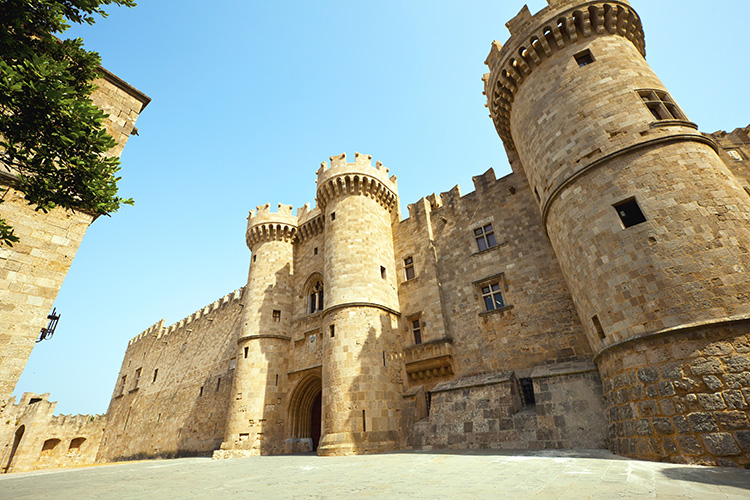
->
[[637, 89, 686, 121], [308, 280, 324, 314], [574, 49, 595, 67], [404, 256, 415, 281], [613, 197, 647, 228]]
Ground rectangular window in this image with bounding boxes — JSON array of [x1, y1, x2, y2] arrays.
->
[[118, 375, 126, 396], [331, 212, 336, 221], [199, 386, 204, 397], [637, 89, 686, 121], [411, 318, 422, 345], [518, 378, 536, 407], [574, 49, 594, 67], [404, 257, 415, 280], [153, 369, 158, 383], [244, 346, 249, 359], [133, 368, 142, 389], [314, 247, 318, 255], [380, 266, 387, 279], [217, 377, 221, 392], [229, 358, 236, 370], [614, 197, 647, 228], [330, 324, 335, 338], [273, 310, 281, 322], [592, 315, 605, 340], [474, 224, 497, 251], [728, 150, 743, 161], [481, 283, 505, 311]]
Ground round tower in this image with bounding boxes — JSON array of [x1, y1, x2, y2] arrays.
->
[[485, 1, 750, 465], [221, 203, 297, 456], [315, 152, 403, 456]]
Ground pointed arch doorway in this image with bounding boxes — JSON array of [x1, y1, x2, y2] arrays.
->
[[289, 373, 322, 452]]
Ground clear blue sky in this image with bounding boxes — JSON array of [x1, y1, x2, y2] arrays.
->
[[13, 0, 750, 415]]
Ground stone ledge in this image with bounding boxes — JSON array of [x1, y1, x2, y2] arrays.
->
[[431, 371, 514, 394], [530, 360, 598, 380]]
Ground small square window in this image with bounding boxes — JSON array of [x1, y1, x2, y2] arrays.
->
[[574, 49, 594, 67], [474, 223, 497, 251], [404, 257, 415, 280], [273, 310, 281, 322], [481, 283, 505, 311], [614, 198, 647, 228]]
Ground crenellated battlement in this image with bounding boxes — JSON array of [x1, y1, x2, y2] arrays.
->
[[246, 202, 298, 249], [484, 0, 644, 150], [297, 204, 325, 242], [127, 288, 245, 347], [315, 152, 399, 212]]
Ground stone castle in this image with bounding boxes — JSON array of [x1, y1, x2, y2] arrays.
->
[[3, 0, 750, 472]]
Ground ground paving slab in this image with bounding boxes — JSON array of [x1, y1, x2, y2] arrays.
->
[[1, 449, 749, 499]]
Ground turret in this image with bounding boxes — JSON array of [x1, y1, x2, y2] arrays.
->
[[315, 152, 403, 455], [485, 0, 750, 466], [220, 203, 297, 455]]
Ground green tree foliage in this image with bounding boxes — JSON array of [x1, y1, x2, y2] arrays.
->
[[0, 0, 137, 246]]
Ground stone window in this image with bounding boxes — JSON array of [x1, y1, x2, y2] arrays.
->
[[410, 316, 423, 345], [380, 266, 387, 279], [133, 368, 142, 390], [229, 358, 236, 370], [199, 386, 204, 397], [118, 375, 126, 396], [308, 281, 324, 314], [474, 223, 497, 251], [252, 254, 256, 262], [637, 89, 686, 121], [273, 309, 281, 322], [518, 378, 536, 407], [244, 346, 249, 359], [404, 256, 415, 281], [330, 324, 335, 338], [574, 49, 594, 67], [41, 438, 60, 456], [592, 315, 605, 340], [217, 377, 221, 391], [474, 273, 510, 314], [153, 369, 158, 383], [330, 212, 336, 221], [314, 247, 318, 255], [68, 437, 85, 455], [614, 197, 647, 228], [728, 150, 743, 161]]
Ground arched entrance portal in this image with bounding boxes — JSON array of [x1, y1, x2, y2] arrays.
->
[[3, 425, 24, 473], [289, 374, 322, 452]]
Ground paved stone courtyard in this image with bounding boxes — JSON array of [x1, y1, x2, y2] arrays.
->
[[1, 450, 749, 499]]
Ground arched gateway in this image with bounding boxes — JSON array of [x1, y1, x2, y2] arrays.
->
[[288, 374, 322, 452]]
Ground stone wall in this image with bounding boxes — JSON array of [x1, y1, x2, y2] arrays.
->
[[98, 289, 243, 462], [0, 393, 104, 473], [0, 69, 149, 408], [597, 323, 750, 467]]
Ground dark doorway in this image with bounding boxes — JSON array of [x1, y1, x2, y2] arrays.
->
[[311, 392, 322, 451], [4, 426, 24, 473]]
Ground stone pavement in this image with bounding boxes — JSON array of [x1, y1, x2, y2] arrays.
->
[[1, 449, 749, 500]]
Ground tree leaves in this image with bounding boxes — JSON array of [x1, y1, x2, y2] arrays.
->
[[0, 0, 136, 246]]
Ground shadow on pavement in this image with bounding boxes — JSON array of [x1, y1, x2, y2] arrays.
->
[[661, 466, 750, 490]]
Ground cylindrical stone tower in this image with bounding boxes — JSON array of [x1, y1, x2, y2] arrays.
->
[[485, 0, 750, 466], [315, 152, 403, 456], [220, 203, 297, 456]]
